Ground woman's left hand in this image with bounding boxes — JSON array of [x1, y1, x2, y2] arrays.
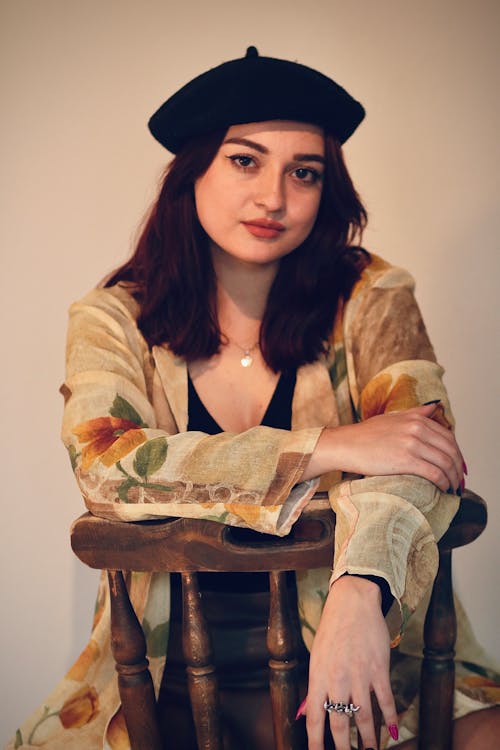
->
[[304, 575, 398, 750]]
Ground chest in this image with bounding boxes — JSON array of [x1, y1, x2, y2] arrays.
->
[[151, 342, 346, 437], [188, 351, 282, 433]]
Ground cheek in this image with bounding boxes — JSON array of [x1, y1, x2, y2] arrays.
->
[[293, 193, 322, 235], [194, 175, 237, 246], [194, 174, 210, 222], [195, 176, 218, 235]]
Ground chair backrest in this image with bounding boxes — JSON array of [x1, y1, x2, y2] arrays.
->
[[72, 493, 334, 573], [71, 489, 487, 750]]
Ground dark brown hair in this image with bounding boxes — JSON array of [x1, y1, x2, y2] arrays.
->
[[106, 130, 368, 372]]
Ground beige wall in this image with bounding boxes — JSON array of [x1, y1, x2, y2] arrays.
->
[[1, 0, 499, 741]]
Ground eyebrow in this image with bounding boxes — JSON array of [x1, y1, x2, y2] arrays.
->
[[224, 137, 325, 165]]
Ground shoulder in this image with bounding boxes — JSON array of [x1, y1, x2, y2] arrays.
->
[[66, 283, 150, 360], [69, 282, 141, 322], [349, 252, 416, 301]]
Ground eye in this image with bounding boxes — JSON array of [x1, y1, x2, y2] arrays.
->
[[227, 154, 257, 169], [292, 167, 323, 185]]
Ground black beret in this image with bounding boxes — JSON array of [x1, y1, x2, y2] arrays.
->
[[149, 46, 365, 153]]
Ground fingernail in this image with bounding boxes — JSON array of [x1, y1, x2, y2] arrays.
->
[[423, 399, 440, 405], [462, 460, 468, 475], [295, 697, 307, 720], [460, 478, 465, 492], [447, 486, 454, 495], [389, 723, 399, 740]]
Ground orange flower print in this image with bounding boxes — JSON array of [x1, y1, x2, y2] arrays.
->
[[459, 675, 500, 704], [59, 685, 99, 729], [73, 417, 147, 470], [106, 707, 130, 750], [360, 373, 418, 419], [429, 401, 452, 430], [65, 639, 100, 682], [226, 502, 262, 528]]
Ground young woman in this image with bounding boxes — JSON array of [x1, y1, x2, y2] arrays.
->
[[8, 47, 499, 750]]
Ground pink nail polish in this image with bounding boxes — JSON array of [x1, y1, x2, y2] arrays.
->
[[388, 723, 399, 741], [295, 697, 307, 720], [462, 460, 468, 475]]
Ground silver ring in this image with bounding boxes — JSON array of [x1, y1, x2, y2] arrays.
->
[[324, 700, 360, 718]]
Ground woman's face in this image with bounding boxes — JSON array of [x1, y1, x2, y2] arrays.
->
[[194, 121, 325, 270]]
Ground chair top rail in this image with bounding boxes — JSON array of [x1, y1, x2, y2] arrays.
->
[[71, 490, 486, 574]]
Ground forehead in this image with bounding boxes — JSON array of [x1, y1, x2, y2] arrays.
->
[[223, 120, 325, 152]]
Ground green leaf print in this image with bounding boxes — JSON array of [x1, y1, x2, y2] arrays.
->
[[461, 661, 500, 682], [142, 618, 170, 658], [117, 476, 139, 503], [14, 730, 23, 749], [329, 346, 347, 390], [202, 511, 229, 523], [315, 587, 328, 607], [133, 437, 168, 479], [401, 602, 412, 632], [297, 600, 317, 637], [27, 706, 60, 745], [110, 395, 148, 427], [68, 444, 79, 471]]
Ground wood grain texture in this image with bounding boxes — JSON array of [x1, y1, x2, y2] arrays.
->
[[107, 570, 163, 750], [267, 570, 301, 750], [69, 490, 487, 749], [182, 572, 224, 750], [418, 550, 456, 750]]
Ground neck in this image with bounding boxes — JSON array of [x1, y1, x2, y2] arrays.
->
[[211, 245, 279, 336]]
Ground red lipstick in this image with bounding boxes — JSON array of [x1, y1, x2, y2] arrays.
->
[[242, 218, 285, 239]]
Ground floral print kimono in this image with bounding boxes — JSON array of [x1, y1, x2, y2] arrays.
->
[[7, 254, 499, 749]]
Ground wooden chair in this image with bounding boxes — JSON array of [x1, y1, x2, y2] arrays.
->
[[71, 489, 487, 750]]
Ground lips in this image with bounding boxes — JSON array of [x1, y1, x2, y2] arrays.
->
[[242, 218, 285, 239]]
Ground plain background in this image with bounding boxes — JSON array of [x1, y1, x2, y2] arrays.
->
[[1, 0, 499, 743]]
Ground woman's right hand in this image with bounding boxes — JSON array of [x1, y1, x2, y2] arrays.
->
[[303, 403, 464, 493], [305, 575, 396, 750]]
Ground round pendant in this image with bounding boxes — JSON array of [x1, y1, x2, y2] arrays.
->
[[240, 354, 253, 367]]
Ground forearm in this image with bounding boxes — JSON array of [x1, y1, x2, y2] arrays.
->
[[301, 405, 463, 493], [64, 287, 324, 535], [300, 422, 375, 480]]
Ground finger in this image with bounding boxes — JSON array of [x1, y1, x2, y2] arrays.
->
[[407, 456, 456, 493], [407, 406, 459, 450], [404, 402, 447, 420], [407, 404, 461, 455], [305, 699, 326, 750], [415, 440, 462, 492], [418, 412, 462, 460], [417, 408, 456, 441], [413, 402, 443, 415], [328, 707, 352, 750], [401, 418, 463, 490], [419, 402, 463, 470], [352, 691, 377, 750], [412, 422, 462, 475], [393, 404, 460, 458], [295, 696, 307, 720], [372, 673, 399, 744]]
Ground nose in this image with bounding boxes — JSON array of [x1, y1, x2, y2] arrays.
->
[[254, 168, 285, 213]]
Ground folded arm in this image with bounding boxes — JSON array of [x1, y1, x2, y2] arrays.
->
[[62, 285, 322, 535], [304, 259, 462, 750]]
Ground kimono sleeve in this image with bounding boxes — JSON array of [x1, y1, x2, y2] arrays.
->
[[328, 260, 460, 640], [61, 286, 322, 535]]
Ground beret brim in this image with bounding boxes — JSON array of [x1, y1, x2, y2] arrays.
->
[[148, 49, 365, 153]]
